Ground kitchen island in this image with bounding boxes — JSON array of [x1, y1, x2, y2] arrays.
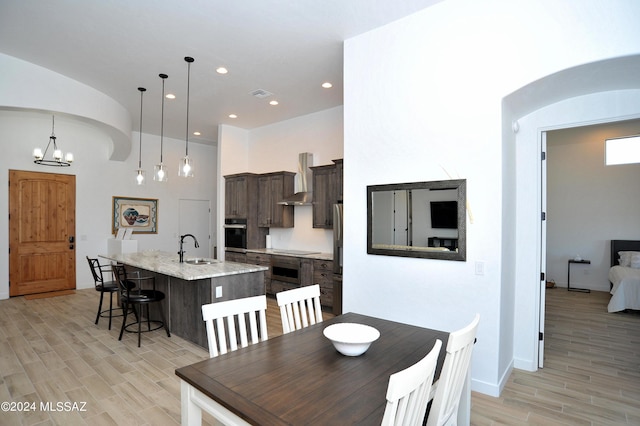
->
[[100, 251, 267, 349]]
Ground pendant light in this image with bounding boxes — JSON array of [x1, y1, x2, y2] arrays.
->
[[33, 115, 74, 166], [179, 56, 195, 178], [154, 73, 168, 182], [135, 87, 146, 185]]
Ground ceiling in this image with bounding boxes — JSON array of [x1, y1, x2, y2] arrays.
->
[[0, 0, 444, 145]]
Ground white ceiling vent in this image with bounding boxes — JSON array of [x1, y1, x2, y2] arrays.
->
[[249, 89, 273, 99]]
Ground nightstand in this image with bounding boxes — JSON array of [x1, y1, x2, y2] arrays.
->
[[567, 259, 591, 293]]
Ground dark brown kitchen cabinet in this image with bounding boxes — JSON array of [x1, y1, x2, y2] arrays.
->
[[311, 159, 343, 229], [334, 159, 343, 203], [225, 251, 247, 263], [258, 172, 295, 228], [246, 252, 271, 293], [225, 174, 251, 219], [224, 173, 267, 249], [313, 259, 334, 308]]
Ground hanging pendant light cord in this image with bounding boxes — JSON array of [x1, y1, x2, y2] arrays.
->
[[184, 57, 194, 157], [160, 75, 166, 163], [138, 87, 146, 168]]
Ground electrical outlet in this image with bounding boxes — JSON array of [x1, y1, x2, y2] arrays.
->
[[215, 286, 222, 298], [475, 261, 485, 275]]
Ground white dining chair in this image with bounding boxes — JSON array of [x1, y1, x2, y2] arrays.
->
[[381, 339, 442, 426], [201, 295, 268, 358], [426, 314, 480, 426], [276, 284, 323, 334]]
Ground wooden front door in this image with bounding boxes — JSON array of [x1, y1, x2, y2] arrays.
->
[[9, 170, 76, 296]]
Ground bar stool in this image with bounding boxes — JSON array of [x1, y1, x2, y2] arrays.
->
[[112, 263, 170, 347], [87, 256, 121, 330]]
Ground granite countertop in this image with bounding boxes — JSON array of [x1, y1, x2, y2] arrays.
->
[[244, 248, 333, 261], [100, 251, 268, 281]]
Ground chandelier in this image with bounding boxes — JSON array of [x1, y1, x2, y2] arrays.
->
[[33, 116, 74, 166]]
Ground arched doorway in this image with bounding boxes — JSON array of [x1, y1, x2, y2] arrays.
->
[[505, 55, 640, 371]]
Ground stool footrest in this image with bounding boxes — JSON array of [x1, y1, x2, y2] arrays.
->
[[123, 320, 167, 334]]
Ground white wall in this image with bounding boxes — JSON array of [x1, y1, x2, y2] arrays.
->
[[546, 124, 640, 290], [217, 107, 344, 255], [344, 0, 640, 396], [0, 109, 217, 300]]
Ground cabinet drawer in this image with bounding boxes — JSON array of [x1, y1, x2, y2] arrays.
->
[[246, 252, 271, 265], [225, 251, 247, 263], [313, 269, 332, 283], [312, 260, 333, 284], [313, 260, 332, 271]]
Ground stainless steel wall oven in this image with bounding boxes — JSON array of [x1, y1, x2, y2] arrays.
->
[[224, 218, 247, 250]]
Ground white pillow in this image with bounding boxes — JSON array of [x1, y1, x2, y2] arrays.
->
[[618, 251, 640, 267], [630, 253, 640, 269]]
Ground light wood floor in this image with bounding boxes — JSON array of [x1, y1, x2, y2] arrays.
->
[[472, 289, 640, 425], [0, 287, 638, 425]]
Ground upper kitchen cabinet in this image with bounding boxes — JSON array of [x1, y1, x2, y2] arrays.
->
[[334, 159, 343, 202], [258, 172, 295, 228], [311, 159, 343, 229], [225, 173, 255, 219]]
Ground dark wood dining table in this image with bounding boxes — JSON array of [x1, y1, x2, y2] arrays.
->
[[176, 312, 450, 425]]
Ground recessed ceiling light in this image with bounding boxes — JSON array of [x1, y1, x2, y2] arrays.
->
[[216, 67, 228, 74], [193, 131, 201, 136], [166, 94, 176, 99], [322, 82, 333, 89], [269, 100, 279, 106], [229, 114, 238, 119]]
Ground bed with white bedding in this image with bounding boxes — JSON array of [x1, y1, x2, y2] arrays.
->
[[608, 240, 640, 313]]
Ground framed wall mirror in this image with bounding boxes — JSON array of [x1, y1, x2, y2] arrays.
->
[[367, 179, 466, 261]]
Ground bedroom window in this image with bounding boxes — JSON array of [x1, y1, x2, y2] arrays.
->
[[605, 135, 640, 165]]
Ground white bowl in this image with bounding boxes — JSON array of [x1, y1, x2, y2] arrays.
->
[[323, 323, 380, 356]]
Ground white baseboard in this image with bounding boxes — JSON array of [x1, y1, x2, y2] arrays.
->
[[471, 359, 514, 397]]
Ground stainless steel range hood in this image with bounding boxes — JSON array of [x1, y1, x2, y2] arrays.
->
[[278, 153, 313, 205]]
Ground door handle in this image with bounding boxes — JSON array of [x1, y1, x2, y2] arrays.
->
[[69, 236, 75, 243], [69, 244, 74, 249]]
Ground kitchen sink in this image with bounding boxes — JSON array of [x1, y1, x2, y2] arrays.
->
[[184, 258, 217, 265]]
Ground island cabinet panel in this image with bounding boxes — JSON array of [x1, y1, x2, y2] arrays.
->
[[313, 259, 334, 308], [246, 252, 271, 294], [168, 277, 212, 348], [122, 265, 265, 350], [258, 172, 295, 228]]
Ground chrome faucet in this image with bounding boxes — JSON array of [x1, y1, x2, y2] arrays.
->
[[178, 234, 200, 263]]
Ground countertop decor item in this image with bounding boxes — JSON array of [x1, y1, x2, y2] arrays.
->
[[154, 73, 168, 182], [135, 87, 146, 185], [178, 56, 195, 178], [33, 115, 74, 167], [323, 322, 380, 356]]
